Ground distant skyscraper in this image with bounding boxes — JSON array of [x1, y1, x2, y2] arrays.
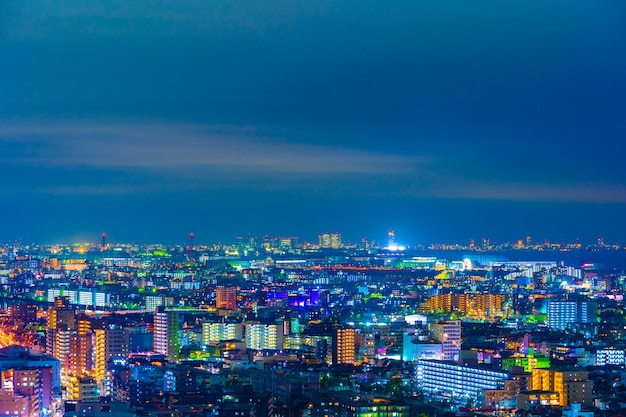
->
[[319, 232, 342, 249], [388, 229, 395, 247], [154, 307, 180, 359]]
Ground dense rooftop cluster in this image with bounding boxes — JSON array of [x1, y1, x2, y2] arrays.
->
[[0, 235, 625, 417]]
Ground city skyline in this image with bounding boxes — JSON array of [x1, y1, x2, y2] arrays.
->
[[2, 1, 625, 244]]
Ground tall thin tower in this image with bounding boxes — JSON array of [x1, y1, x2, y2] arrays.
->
[[387, 228, 395, 248]]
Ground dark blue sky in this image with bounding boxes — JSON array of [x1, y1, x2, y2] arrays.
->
[[1, 1, 625, 245]]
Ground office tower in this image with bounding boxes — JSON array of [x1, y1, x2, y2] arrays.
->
[[216, 287, 238, 310], [332, 327, 355, 365], [429, 320, 461, 361], [530, 369, 592, 406], [153, 307, 180, 359], [245, 323, 283, 350], [546, 301, 597, 330], [94, 324, 128, 392]]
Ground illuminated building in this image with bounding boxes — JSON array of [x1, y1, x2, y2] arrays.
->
[[0, 390, 37, 417], [94, 325, 128, 394], [420, 293, 505, 317], [66, 333, 93, 375], [0, 345, 61, 398], [46, 297, 77, 358], [402, 332, 442, 361], [216, 287, 238, 310], [245, 323, 283, 350], [201, 322, 243, 346], [596, 348, 625, 366], [416, 360, 508, 404], [546, 301, 597, 330], [47, 289, 110, 308], [305, 395, 409, 417], [318, 232, 342, 249], [65, 375, 99, 402], [502, 352, 550, 373], [332, 328, 355, 365], [0, 367, 54, 417], [8, 304, 37, 324], [517, 391, 561, 409], [153, 307, 180, 360], [47, 296, 75, 329], [429, 320, 461, 361], [530, 369, 592, 406]]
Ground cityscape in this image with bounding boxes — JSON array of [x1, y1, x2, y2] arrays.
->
[[0, 231, 624, 416], [2, 1, 625, 417]]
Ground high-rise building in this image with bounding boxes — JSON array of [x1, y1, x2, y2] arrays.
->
[[153, 307, 180, 359], [245, 323, 283, 350], [429, 320, 461, 361], [94, 324, 128, 393], [546, 301, 597, 330], [201, 322, 243, 346], [332, 327, 355, 365], [530, 369, 592, 406], [0, 367, 54, 417], [0, 347, 60, 391], [66, 375, 99, 402], [387, 228, 395, 247], [216, 287, 238, 310], [46, 296, 77, 358], [66, 333, 93, 375], [319, 232, 342, 249], [0, 390, 39, 417]]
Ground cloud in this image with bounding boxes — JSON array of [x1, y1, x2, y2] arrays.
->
[[0, 119, 422, 174], [1, 119, 624, 204], [426, 180, 626, 204]]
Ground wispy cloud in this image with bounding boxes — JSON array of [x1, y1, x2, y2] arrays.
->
[[0, 119, 421, 174], [426, 180, 626, 204], [1, 119, 624, 204]]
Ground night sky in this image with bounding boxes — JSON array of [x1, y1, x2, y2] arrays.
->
[[1, 1, 625, 245]]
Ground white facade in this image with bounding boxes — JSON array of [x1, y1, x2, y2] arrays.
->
[[417, 360, 508, 403]]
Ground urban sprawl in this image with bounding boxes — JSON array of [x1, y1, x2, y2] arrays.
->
[[0, 232, 625, 417]]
